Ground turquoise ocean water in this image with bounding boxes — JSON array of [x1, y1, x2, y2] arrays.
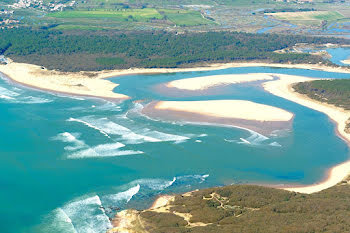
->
[[0, 66, 350, 233]]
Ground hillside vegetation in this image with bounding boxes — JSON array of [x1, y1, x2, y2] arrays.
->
[[110, 182, 350, 233]]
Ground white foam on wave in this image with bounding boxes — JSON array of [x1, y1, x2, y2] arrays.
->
[[0, 94, 15, 100], [19, 96, 53, 104], [52, 132, 87, 151], [177, 174, 209, 183], [103, 184, 140, 204], [0, 85, 53, 104], [68, 117, 111, 138], [139, 128, 189, 144], [269, 142, 282, 147], [52, 132, 142, 159], [95, 101, 121, 112], [0, 86, 20, 97], [238, 130, 269, 145], [70, 116, 190, 144], [130, 177, 177, 190], [57, 195, 112, 233], [67, 142, 143, 159]]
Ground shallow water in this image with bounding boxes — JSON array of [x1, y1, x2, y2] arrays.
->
[[1, 66, 350, 233]]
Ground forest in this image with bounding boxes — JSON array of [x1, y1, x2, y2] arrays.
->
[[0, 28, 349, 71]]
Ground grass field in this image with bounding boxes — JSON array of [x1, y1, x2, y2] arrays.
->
[[266, 11, 345, 26], [160, 9, 214, 26], [48, 8, 163, 22]]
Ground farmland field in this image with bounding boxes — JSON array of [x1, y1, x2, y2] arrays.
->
[[160, 9, 214, 26], [266, 11, 346, 26], [48, 8, 163, 22]]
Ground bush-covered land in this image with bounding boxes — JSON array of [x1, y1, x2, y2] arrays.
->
[[125, 183, 350, 233], [294, 79, 350, 110], [294, 79, 350, 132], [0, 28, 348, 71]]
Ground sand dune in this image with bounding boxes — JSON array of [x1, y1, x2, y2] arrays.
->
[[166, 73, 274, 91], [154, 100, 293, 122]]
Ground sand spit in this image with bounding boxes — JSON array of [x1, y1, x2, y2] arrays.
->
[[143, 100, 294, 135], [263, 73, 350, 194], [0, 61, 129, 100], [166, 73, 274, 91]]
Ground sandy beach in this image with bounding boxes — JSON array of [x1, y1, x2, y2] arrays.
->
[[263, 73, 350, 194], [154, 100, 293, 122], [166, 73, 274, 91]]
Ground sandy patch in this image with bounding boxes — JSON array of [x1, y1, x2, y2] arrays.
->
[[341, 58, 350, 65], [166, 73, 274, 91], [154, 100, 293, 122]]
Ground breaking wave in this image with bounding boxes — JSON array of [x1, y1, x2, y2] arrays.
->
[[67, 118, 111, 138], [0, 86, 53, 104], [67, 142, 143, 159], [52, 132, 143, 159], [68, 116, 190, 144], [102, 184, 140, 204], [53, 195, 112, 233]]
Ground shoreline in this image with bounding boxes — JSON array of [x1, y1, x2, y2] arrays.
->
[[263, 74, 350, 194], [1, 60, 350, 102]]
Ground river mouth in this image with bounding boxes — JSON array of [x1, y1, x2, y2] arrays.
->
[[1, 66, 350, 233]]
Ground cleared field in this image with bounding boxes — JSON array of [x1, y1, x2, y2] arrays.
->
[[266, 11, 345, 26], [48, 8, 163, 22], [161, 9, 214, 26]]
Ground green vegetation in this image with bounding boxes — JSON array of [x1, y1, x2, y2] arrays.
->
[[122, 183, 350, 233], [0, 28, 347, 71], [96, 57, 125, 66]]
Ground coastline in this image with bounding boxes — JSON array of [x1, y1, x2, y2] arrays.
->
[[263, 74, 350, 194], [1, 60, 350, 101]]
